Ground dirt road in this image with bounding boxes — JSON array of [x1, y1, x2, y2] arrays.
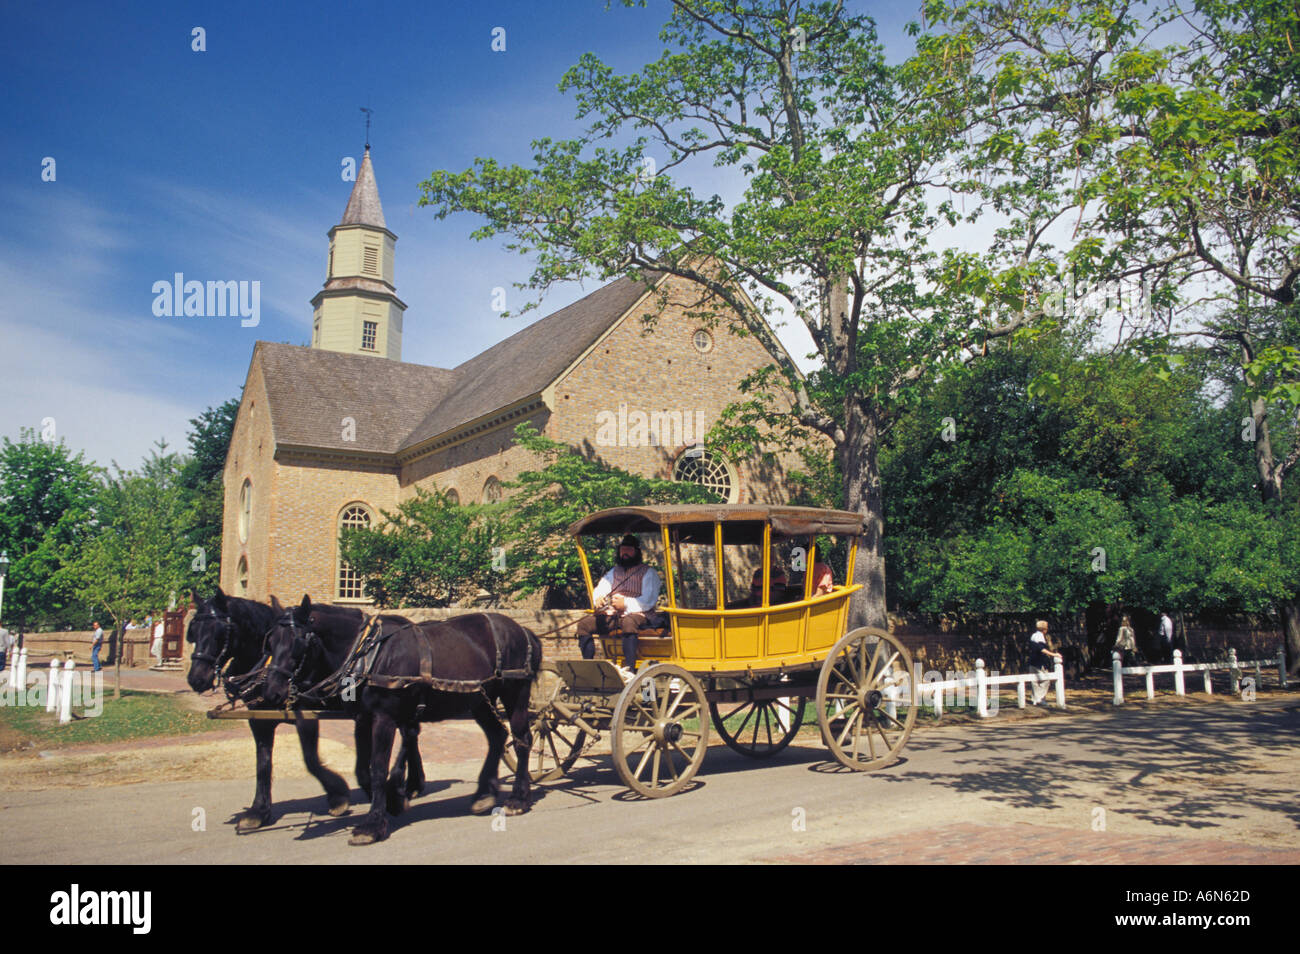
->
[[2, 693, 1297, 864]]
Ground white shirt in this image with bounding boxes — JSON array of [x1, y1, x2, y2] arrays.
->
[[1159, 615, 1174, 642], [592, 564, 662, 615]]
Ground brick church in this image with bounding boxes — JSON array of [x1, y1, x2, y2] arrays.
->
[[220, 147, 804, 606]]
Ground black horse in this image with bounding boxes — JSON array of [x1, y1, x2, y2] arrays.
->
[[186, 588, 423, 831], [261, 596, 540, 845]]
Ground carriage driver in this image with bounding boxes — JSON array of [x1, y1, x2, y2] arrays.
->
[[576, 534, 666, 675]]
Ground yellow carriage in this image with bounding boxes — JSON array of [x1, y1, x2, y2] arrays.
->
[[506, 504, 919, 797]]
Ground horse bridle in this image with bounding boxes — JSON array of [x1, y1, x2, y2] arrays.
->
[[190, 608, 237, 689], [267, 611, 319, 705]]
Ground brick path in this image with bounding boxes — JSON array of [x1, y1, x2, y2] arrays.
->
[[777, 821, 1300, 865]]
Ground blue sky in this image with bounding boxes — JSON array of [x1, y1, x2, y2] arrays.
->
[[0, 1, 925, 470]]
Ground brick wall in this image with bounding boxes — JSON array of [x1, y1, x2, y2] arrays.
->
[[889, 611, 1284, 672]]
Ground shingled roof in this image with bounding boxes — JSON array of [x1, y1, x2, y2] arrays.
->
[[255, 271, 663, 459], [399, 272, 662, 452], [255, 342, 454, 455]]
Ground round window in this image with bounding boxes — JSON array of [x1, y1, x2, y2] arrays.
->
[[692, 329, 714, 353], [672, 449, 736, 503]]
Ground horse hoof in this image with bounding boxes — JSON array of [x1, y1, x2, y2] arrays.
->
[[469, 793, 496, 815], [327, 798, 350, 817], [237, 813, 270, 832], [348, 826, 386, 846], [504, 800, 530, 816]]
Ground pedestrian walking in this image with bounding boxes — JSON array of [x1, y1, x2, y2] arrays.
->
[[1028, 620, 1062, 705], [1114, 614, 1137, 666]]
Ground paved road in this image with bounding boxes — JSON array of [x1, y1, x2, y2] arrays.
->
[[3, 697, 1297, 864]]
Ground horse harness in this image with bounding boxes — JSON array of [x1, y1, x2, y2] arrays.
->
[[288, 614, 534, 705]]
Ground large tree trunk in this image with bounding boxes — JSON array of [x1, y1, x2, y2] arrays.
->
[[842, 403, 888, 631], [1248, 395, 1300, 675]]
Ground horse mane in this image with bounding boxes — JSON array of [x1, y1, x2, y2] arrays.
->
[[228, 595, 276, 641]]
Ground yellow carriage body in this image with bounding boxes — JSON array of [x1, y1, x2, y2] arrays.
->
[[568, 505, 864, 676]]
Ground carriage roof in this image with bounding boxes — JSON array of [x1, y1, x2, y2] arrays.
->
[[567, 504, 865, 542]]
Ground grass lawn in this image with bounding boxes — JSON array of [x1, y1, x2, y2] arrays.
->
[[0, 689, 224, 752]]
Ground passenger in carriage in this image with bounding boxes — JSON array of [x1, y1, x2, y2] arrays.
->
[[576, 534, 666, 675], [811, 561, 834, 596], [734, 565, 790, 608]]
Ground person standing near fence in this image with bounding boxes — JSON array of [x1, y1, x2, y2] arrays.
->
[[1114, 615, 1137, 666], [0, 622, 10, 672], [91, 621, 104, 673], [1028, 620, 1062, 705], [150, 614, 163, 666], [1159, 611, 1175, 663]]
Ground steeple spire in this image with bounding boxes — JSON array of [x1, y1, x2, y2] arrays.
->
[[312, 145, 405, 360], [341, 147, 386, 229]]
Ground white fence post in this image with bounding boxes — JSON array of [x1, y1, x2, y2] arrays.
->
[[1112, 651, 1123, 705], [46, 658, 60, 712], [1228, 648, 1240, 694], [1017, 677, 1027, 709], [1173, 649, 1185, 696], [1054, 657, 1066, 708], [15, 648, 27, 693], [58, 659, 75, 724], [1145, 670, 1155, 700], [976, 659, 988, 718], [1203, 669, 1212, 694], [933, 680, 944, 718]]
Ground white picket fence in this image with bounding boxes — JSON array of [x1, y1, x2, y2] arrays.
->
[[1111, 648, 1288, 704], [0, 649, 82, 723], [882, 658, 1066, 719]]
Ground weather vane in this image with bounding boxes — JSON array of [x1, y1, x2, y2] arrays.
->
[[360, 106, 374, 150]]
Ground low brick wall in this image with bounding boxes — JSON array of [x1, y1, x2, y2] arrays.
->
[[888, 611, 1283, 672], [15, 631, 169, 669]]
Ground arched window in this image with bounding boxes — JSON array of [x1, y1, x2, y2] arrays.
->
[[337, 504, 372, 600], [238, 479, 251, 543], [673, 450, 737, 503], [443, 488, 460, 506], [236, 556, 249, 596], [482, 476, 502, 504]]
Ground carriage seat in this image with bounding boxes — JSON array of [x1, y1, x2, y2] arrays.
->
[[599, 627, 674, 662]]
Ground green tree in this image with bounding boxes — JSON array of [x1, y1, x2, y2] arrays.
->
[[0, 430, 101, 629], [338, 489, 502, 608], [938, 0, 1300, 667], [419, 0, 1050, 629], [63, 443, 193, 697], [180, 398, 239, 595], [504, 424, 716, 606]]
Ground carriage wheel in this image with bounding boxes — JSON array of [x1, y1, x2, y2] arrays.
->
[[500, 706, 589, 783], [709, 696, 807, 759], [612, 664, 709, 797], [816, 627, 916, 771]]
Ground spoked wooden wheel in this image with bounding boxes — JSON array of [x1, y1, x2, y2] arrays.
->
[[816, 627, 916, 771], [709, 695, 807, 759], [501, 705, 589, 783], [612, 664, 709, 797]]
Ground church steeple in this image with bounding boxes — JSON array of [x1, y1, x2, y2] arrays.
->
[[310, 146, 406, 360], [340, 148, 387, 229]]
